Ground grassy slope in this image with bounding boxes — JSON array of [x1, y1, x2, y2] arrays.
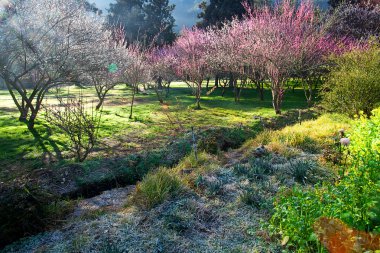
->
[[0, 83, 309, 181], [2, 113, 354, 253]]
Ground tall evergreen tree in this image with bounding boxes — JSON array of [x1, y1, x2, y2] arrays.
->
[[84, 1, 103, 15], [108, 0, 176, 46], [197, 0, 269, 28], [144, 0, 176, 45], [108, 0, 146, 43]]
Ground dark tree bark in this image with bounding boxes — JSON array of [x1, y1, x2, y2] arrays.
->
[[229, 72, 234, 88], [165, 81, 171, 97], [195, 80, 202, 109], [129, 85, 137, 119], [256, 81, 265, 101]]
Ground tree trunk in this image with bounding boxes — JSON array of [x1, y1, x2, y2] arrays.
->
[[222, 86, 226, 97], [257, 82, 264, 101], [196, 81, 202, 109], [157, 77, 163, 89], [96, 97, 105, 111], [229, 72, 234, 88], [302, 79, 314, 108], [155, 88, 164, 104], [206, 78, 210, 92], [19, 108, 28, 122], [234, 84, 237, 102], [165, 82, 171, 98], [129, 85, 137, 119], [237, 88, 242, 102], [272, 89, 282, 115], [196, 96, 201, 109], [214, 75, 219, 88], [27, 111, 38, 130]]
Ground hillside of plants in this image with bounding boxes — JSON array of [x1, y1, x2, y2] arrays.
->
[[0, 0, 379, 252]]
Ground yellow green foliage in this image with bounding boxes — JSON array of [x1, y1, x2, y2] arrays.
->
[[243, 114, 353, 157], [173, 152, 220, 187], [321, 43, 380, 117]]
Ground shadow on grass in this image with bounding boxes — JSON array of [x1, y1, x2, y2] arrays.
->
[[37, 123, 64, 161], [0, 114, 65, 166]]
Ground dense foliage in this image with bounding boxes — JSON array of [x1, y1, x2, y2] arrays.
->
[[270, 108, 380, 252], [321, 43, 380, 117]]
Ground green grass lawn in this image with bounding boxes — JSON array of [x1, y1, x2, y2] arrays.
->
[[0, 82, 311, 178]]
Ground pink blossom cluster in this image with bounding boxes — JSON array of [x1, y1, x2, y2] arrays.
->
[[150, 0, 359, 112]]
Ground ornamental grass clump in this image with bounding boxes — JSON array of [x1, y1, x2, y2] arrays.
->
[[132, 168, 182, 209]]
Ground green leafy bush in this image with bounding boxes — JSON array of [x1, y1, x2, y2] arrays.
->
[[133, 168, 182, 209], [270, 108, 380, 252], [321, 43, 380, 117], [270, 186, 331, 252]]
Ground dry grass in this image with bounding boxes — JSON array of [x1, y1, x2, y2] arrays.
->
[[241, 113, 353, 159], [173, 152, 220, 188]]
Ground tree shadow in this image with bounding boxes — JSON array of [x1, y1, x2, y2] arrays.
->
[[30, 124, 64, 162]]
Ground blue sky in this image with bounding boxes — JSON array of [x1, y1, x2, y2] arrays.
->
[[91, 0, 202, 30]]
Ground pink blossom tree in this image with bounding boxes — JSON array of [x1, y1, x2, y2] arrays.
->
[[171, 28, 212, 109], [205, 21, 247, 101], [240, 0, 340, 113], [122, 43, 151, 119], [148, 46, 177, 103]]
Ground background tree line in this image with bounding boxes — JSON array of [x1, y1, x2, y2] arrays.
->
[[108, 0, 176, 46]]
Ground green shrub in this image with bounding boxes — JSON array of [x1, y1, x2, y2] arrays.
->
[[133, 168, 182, 209], [321, 43, 380, 117], [270, 186, 329, 252], [270, 108, 380, 252]]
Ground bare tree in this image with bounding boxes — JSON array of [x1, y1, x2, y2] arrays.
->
[[0, 0, 109, 129], [44, 93, 101, 162], [80, 27, 129, 110]]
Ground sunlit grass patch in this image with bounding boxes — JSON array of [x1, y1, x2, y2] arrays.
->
[[242, 113, 353, 158], [0, 82, 310, 180]]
